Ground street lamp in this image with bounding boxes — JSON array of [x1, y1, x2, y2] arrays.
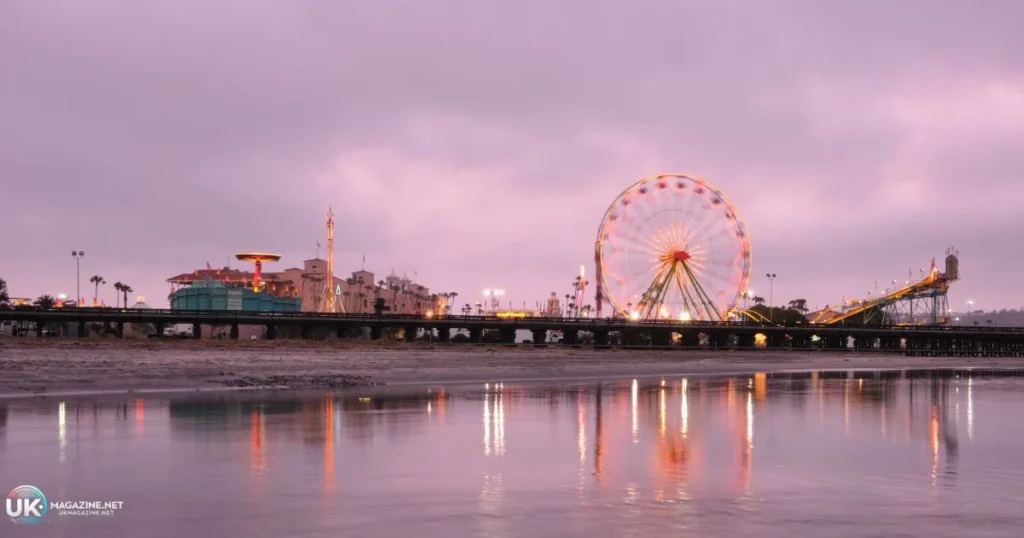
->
[[966, 299, 975, 325], [765, 273, 777, 322], [71, 250, 85, 307]]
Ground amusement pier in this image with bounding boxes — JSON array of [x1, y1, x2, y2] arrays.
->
[[2, 307, 1023, 357], [1, 173, 1004, 355]]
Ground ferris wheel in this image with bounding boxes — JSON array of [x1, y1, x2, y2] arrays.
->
[[595, 173, 751, 321]]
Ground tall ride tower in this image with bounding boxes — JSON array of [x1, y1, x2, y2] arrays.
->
[[320, 206, 344, 313]]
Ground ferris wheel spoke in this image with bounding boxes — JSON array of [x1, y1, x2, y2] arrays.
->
[[682, 263, 725, 320], [690, 260, 736, 283], [672, 265, 700, 317], [686, 211, 740, 256], [613, 226, 672, 260], [612, 218, 670, 253], [620, 257, 670, 285]]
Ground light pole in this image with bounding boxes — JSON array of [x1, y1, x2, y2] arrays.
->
[[966, 299, 975, 325], [484, 288, 505, 312], [766, 273, 777, 322], [71, 250, 85, 307]]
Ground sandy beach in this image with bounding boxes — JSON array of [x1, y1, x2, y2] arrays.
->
[[1, 339, 1021, 397]]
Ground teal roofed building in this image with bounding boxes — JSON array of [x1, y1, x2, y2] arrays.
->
[[170, 282, 301, 312]]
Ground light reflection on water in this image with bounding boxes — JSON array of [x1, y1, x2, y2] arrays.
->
[[2, 370, 1024, 537]]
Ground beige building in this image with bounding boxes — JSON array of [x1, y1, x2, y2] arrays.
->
[[267, 259, 446, 314]]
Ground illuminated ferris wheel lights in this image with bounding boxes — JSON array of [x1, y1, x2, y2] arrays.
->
[[595, 172, 752, 322], [680, 311, 692, 322]]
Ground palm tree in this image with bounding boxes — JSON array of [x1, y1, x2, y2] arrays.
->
[[429, 294, 439, 314], [113, 282, 124, 307], [34, 294, 56, 309], [121, 285, 133, 308], [752, 296, 766, 306], [449, 292, 458, 315], [0, 277, 9, 305], [342, 277, 356, 311], [787, 298, 809, 314], [89, 275, 106, 306], [33, 294, 57, 334]]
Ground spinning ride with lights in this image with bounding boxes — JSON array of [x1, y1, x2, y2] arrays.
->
[[594, 173, 752, 321]]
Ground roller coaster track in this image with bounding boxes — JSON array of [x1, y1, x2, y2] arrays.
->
[[811, 262, 954, 326], [729, 309, 771, 323]]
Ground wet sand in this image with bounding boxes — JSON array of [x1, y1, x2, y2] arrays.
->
[[1, 339, 1021, 397]]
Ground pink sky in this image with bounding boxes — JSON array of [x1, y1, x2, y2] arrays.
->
[[1, 1, 1022, 312]]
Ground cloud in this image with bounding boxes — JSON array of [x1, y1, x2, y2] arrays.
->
[[1, 0, 1021, 312]]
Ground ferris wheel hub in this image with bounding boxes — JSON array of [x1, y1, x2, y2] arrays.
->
[[672, 250, 691, 263]]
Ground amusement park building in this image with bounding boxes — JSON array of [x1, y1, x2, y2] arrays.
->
[[170, 284, 301, 312], [166, 258, 443, 314]]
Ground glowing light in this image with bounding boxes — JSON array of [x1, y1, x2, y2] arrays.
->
[[425, 310, 434, 318], [681, 379, 689, 437], [679, 311, 692, 322], [745, 392, 754, 447], [496, 392, 505, 456], [58, 401, 67, 463], [136, 399, 145, 434], [495, 311, 529, 319], [659, 384, 667, 437], [577, 400, 587, 466], [629, 310, 640, 321], [483, 390, 505, 457], [483, 395, 491, 456], [631, 379, 639, 443], [967, 377, 974, 441]]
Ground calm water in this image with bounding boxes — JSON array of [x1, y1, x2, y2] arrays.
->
[[2, 371, 1024, 537]]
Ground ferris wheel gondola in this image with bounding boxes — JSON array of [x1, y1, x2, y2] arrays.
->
[[594, 173, 752, 321]]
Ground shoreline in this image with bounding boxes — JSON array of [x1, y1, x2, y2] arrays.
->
[[1, 339, 1021, 399]]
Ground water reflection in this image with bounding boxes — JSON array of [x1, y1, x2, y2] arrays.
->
[[1, 369, 1022, 537], [484, 383, 506, 456]]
